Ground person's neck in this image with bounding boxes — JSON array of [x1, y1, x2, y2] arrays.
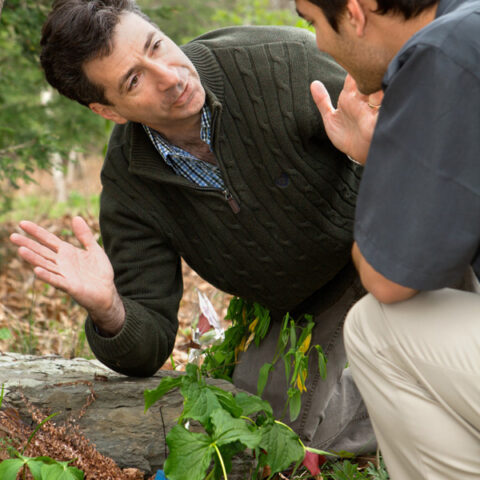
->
[[370, 3, 439, 58], [148, 112, 203, 148]]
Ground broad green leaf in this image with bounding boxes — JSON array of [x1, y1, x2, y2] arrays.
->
[[211, 409, 261, 449], [26, 459, 44, 480], [315, 345, 328, 380], [182, 382, 222, 424], [234, 392, 273, 418], [144, 376, 182, 411], [209, 386, 242, 418], [288, 388, 302, 422], [257, 362, 272, 397], [259, 422, 304, 473], [0, 458, 25, 480], [40, 461, 84, 480], [164, 425, 213, 480]]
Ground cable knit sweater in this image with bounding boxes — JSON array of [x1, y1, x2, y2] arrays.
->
[[85, 26, 362, 377]]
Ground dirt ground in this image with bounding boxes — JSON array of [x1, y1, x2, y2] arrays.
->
[[0, 155, 231, 369]]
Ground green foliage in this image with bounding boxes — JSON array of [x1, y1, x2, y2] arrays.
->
[[145, 363, 309, 480], [0, 0, 109, 208], [201, 297, 271, 381], [0, 453, 84, 480], [0, 411, 83, 480]]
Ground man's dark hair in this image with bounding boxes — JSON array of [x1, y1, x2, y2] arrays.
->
[[40, 0, 150, 106], [307, 0, 438, 31]]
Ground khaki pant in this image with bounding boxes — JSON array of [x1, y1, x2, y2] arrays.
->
[[344, 270, 480, 479]]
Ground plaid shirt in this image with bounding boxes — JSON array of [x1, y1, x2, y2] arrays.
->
[[143, 105, 225, 189]]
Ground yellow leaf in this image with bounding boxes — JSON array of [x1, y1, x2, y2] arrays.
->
[[296, 369, 308, 393], [244, 332, 255, 351], [299, 333, 312, 354], [248, 317, 259, 333]]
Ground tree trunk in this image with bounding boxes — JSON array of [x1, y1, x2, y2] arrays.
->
[[0, 353, 248, 477]]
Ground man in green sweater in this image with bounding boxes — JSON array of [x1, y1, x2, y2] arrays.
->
[[10, 0, 375, 453]]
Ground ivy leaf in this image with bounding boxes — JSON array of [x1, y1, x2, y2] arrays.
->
[[144, 376, 183, 412], [257, 362, 273, 397], [259, 422, 304, 474], [40, 462, 84, 480], [182, 382, 222, 424], [164, 425, 213, 480], [234, 392, 273, 418], [211, 409, 261, 449], [0, 458, 25, 480]]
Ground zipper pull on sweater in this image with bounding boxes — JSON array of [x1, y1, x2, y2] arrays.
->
[[223, 189, 240, 214]]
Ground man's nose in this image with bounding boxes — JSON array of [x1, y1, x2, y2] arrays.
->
[[150, 62, 180, 90]]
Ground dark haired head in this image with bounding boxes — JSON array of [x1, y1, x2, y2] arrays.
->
[[40, 0, 151, 106], [306, 0, 438, 31]]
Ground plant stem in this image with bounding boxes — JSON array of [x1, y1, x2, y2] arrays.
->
[[213, 444, 228, 480]]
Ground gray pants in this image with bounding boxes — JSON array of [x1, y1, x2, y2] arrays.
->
[[233, 263, 376, 454]]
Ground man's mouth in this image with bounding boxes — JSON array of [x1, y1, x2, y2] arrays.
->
[[172, 81, 191, 107]]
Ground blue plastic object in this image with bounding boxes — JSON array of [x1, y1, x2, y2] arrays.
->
[[155, 470, 168, 480]]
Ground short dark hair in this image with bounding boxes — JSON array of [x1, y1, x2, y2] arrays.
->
[[306, 0, 438, 31], [40, 0, 150, 106]]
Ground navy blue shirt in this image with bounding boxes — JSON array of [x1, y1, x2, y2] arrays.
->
[[355, 0, 480, 289]]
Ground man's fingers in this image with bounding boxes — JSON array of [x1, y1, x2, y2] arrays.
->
[[17, 220, 61, 252], [10, 233, 57, 262], [310, 80, 335, 118], [33, 267, 66, 291], [17, 246, 58, 273], [72, 216, 96, 249]]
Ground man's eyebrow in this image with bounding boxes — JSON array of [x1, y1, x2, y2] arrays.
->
[[118, 31, 157, 93]]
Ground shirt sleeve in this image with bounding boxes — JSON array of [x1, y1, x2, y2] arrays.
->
[[355, 44, 480, 290]]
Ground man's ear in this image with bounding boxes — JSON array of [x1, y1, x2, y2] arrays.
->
[[89, 102, 128, 124], [345, 0, 368, 36]]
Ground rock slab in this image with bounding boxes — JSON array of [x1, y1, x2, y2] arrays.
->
[[0, 352, 242, 476]]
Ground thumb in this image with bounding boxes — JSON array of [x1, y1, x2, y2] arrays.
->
[[72, 216, 96, 249], [310, 80, 335, 119]]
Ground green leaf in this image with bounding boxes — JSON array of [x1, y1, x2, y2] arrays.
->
[[144, 376, 182, 412], [315, 345, 328, 380], [164, 425, 214, 480], [209, 386, 242, 418], [257, 362, 272, 397], [0, 383, 4, 408], [289, 320, 297, 350], [0, 327, 12, 340], [259, 422, 304, 474], [182, 382, 222, 424], [288, 388, 302, 422], [40, 461, 84, 480], [26, 459, 44, 480], [211, 409, 261, 449], [0, 458, 25, 480], [234, 392, 273, 418]]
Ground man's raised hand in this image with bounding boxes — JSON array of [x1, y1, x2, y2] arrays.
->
[[311, 74, 383, 165], [10, 216, 124, 336]]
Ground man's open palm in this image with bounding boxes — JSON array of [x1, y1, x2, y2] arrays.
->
[[10, 216, 116, 315]]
